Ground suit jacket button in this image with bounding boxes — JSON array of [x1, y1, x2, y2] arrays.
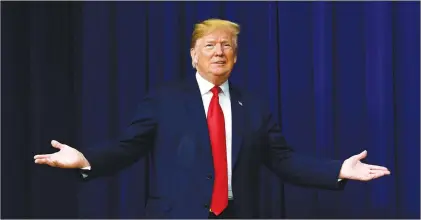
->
[[207, 175, 212, 180], [204, 204, 209, 209]]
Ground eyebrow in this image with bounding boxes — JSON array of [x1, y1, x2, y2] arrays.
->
[[205, 40, 231, 43]]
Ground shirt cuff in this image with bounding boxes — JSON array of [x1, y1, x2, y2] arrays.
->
[[80, 166, 91, 178]]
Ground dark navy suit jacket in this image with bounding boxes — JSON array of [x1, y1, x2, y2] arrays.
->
[[81, 75, 346, 218]]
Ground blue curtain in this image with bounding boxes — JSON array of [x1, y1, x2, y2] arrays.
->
[[2, 1, 419, 218]]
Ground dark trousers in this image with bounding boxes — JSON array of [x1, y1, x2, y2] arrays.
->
[[208, 200, 236, 219]]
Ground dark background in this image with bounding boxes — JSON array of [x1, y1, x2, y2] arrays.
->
[[2, 1, 419, 218]]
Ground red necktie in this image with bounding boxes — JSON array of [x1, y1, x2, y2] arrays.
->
[[207, 86, 228, 216]]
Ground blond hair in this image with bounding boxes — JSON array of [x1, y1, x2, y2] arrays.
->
[[190, 18, 240, 68]]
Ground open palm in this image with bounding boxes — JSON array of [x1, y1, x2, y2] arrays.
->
[[34, 140, 89, 169], [339, 150, 390, 181]]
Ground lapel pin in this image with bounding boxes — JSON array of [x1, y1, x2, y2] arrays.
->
[[238, 101, 243, 106]]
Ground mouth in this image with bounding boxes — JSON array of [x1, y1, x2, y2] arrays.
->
[[212, 61, 226, 64]]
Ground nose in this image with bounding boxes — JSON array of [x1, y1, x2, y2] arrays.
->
[[215, 44, 223, 55]]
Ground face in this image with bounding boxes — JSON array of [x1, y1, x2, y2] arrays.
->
[[190, 29, 237, 85]]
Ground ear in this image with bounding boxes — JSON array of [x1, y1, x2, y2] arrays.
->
[[234, 55, 237, 63], [190, 48, 198, 62], [190, 48, 195, 59]]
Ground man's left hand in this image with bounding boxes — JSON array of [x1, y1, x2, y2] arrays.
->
[[339, 150, 390, 181]]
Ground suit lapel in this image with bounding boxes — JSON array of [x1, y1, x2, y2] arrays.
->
[[229, 83, 245, 170], [182, 77, 214, 168]]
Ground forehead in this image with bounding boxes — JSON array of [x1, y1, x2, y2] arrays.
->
[[200, 29, 233, 42]]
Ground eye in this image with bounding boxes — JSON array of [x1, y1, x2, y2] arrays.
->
[[205, 44, 214, 47]]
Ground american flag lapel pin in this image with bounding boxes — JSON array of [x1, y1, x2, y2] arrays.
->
[[238, 101, 243, 106]]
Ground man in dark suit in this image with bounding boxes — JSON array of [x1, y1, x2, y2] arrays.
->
[[34, 18, 390, 219]]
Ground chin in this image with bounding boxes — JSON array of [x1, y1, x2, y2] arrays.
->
[[211, 69, 231, 76], [212, 72, 226, 76]]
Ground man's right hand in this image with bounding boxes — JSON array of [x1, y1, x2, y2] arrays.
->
[[34, 140, 90, 169]]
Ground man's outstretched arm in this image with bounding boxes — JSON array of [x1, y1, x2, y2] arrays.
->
[[34, 91, 159, 179], [260, 106, 390, 190]]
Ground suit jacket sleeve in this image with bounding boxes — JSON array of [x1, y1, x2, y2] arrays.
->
[[260, 105, 346, 190], [79, 91, 158, 180]]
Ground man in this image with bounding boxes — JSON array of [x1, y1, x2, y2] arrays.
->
[[34, 18, 390, 219]]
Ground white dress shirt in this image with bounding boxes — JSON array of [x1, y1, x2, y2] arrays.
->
[[195, 72, 234, 199]]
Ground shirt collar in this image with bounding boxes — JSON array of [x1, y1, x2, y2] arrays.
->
[[195, 72, 230, 96]]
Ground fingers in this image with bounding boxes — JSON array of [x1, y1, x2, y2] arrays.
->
[[51, 140, 64, 150], [34, 158, 49, 165], [34, 154, 52, 159], [34, 140, 70, 168], [33, 140, 63, 160], [368, 164, 390, 171], [362, 170, 390, 181], [33, 140, 63, 159], [370, 169, 391, 175], [368, 170, 390, 180], [34, 158, 58, 167]]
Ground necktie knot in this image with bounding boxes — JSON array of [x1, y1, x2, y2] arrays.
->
[[210, 86, 221, 96]]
